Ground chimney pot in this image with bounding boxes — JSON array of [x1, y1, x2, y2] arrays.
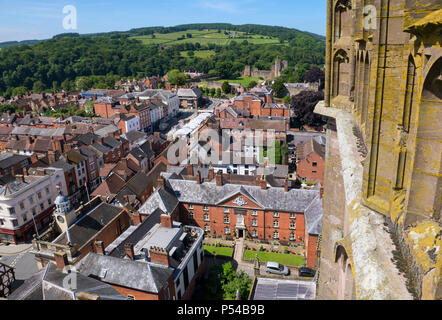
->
[[94, 240, 105, 255], [208, 167, 215, 181], [216, 171, 223, 187], [125, 243, 135, 260], [196, 170, 201, 184]]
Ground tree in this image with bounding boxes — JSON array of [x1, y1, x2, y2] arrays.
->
[[215, 88, 222, 97], [247, 80, 258, 90], [304, 67, 325, 89], [222, 271, 252, 300], [168, 69, 187, 86], [209, 88, 216, 97], [11, 86, 27, 97], [291, 90, 326, 128], [221, 81, 230, 94], [272, 78, 288, 98], [32, 81, 45, 93], [215, 61, 234, 79]]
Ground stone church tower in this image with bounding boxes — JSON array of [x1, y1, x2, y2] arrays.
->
[[315, 0, 441, 300]]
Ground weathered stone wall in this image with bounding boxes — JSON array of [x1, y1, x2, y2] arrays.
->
[[317, 0, 441, 300]]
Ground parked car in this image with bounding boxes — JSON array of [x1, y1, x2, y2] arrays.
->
[[265, 262, 290, 276], [299, 267, 316, 277]]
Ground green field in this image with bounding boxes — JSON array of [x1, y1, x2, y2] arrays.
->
[[180, 50, 215, 59], [218, 76, 262, 87], [204, 245, 234, 257], [243, 250, 305, 266], [130, 29, 282, 46]]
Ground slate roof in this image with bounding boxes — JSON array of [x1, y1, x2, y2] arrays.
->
[[95, 125, 120, 137], [125, 171, 151, 197], [0, 153, 29, 169], [304, 195, 323, 235], [129, 147, 147, 162], [11, 126, 65, 137], [54, 202, 123, 248], [90, 142, 111, 154], [103, 136, 121, 149], [138, 188, 179, 216], [76, 252, 173, 294], [177, 87, 202, 99], [8, 263, 125, 300], [107, 208, 163, 258], [122, 130, 147, 143], [75, 133, 100, 146], [140, 176, 320, 217]]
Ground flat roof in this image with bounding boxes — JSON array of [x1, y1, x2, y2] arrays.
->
[[252, 278, 316, 300]]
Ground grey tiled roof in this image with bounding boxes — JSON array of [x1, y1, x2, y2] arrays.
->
[[304, 195, 323, 235], [8, 263, 125, 300], [138, 188, 179, 216], [103, 136, 121, 149], [76, 252, 173, 294], [0, 153, 29, 169], [54, 202, 123, 248], [165, 179, 318, 213], [107, 208, 163, 258]]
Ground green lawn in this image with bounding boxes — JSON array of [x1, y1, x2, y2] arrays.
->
[[243, 250, 305, 266], [204, 245, 234, 257], [218, 76, 262, 87], [130, 29, 282, 47]]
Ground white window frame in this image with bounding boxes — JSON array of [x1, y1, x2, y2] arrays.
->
[[273, 220, 279, 228]]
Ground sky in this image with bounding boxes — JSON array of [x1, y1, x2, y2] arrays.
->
[[0, 0, 326, 42]]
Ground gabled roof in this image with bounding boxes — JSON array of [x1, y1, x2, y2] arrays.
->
[[138, 188, 179, 216], [297, 138, 325, 160], [76, 253, 173, 294], [215, 186, 264, 208], [53, 202, 124, 248]]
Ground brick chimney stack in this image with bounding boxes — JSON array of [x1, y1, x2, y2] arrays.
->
[[196, 170, 201, 184], [160, 213, 173, 229], [125, 243, 135, 260], [157, 176, 166, 189], [216, 170, 223, 187], [320, 185, 324, 199], [284, 178, 289, 192], [94, 240, 105, 255], [54, 251, 69, 270], [208, 167, 215, 181], [149, 246, 170, 266], [187, 164, 193, 176], [259, 175, 267, 190]]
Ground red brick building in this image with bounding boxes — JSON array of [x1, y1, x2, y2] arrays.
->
[[296, 139, 325, 184], [139, 171, 322, 269]]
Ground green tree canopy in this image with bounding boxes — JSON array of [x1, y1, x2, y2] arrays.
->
[[167, 69, 187, 86]]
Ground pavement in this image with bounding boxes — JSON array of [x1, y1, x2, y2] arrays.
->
[[0, 243, 32, 256]]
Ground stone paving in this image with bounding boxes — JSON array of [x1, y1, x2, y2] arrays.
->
[[0, 243, 32, 257]]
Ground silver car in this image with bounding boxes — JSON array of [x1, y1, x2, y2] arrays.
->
[[265, 262, 290, 276]]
